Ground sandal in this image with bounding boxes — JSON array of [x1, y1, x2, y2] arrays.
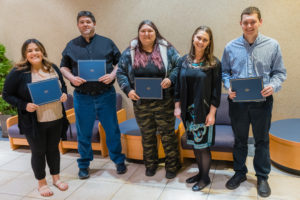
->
[[53, 180, 68, 191], [38, 185, 53, 197]]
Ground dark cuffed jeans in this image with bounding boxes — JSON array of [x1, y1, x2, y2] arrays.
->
[[229, 96, 273, 179]]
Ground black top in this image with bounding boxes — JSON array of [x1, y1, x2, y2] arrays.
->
[[175, 55, 222, 124], [133, 60, 165, 78], [186, 67, 208, 106], [60, 34, 121, 95], [2, 65, 68, 138]]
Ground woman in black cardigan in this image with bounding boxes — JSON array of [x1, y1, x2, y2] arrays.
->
[[2, 39, 69, 197], [174, 26, 221, 191]]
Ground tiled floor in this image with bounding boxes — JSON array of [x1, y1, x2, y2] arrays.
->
[[0, 140, 299, 200]]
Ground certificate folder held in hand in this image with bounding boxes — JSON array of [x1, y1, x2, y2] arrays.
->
[[78, 60, 106, 81], [230, 77, 265, 102], [135, 77, 163, 99], [27, 78, 62, 105]]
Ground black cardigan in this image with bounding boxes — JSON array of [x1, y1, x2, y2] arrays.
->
[[2, 64, 68, 138], [175, 55, 222, 125]]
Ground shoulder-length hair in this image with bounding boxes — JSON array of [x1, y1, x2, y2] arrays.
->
[[188, 26, 216, 68], [133, 20, 167, 69], [15, 39, 53, 72]]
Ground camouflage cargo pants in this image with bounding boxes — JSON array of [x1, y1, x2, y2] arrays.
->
[[133, 96, 181, 172]]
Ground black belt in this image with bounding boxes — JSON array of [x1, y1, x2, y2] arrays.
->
[[75, 86, 112, 96]]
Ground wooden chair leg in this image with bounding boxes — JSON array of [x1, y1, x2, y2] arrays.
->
[[58, 142, 68, 154], [101, 145, 108, 157], [9, 137, 19, 150], [180, 153, 184, 163], [98, 124, 108, 157]]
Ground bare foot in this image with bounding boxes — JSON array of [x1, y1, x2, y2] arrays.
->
[[53, 180, 68, 191], [38, 185, 53, 197]]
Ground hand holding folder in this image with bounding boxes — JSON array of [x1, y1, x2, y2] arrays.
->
[[135, 77, 163, 99], [78, 60, 106, 81], [230, 77, 265, 102], [27, 78, 62, 105]]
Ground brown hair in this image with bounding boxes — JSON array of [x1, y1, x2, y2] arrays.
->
[[15, 39, 53, 72], [241, 6, 261, 21], [188, 26, 216, 68]]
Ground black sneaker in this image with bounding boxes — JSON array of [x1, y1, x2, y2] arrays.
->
[[145, 168, 157, 176], [165, 171, 176, 179], [225, 173, 247, 190], [78, 168, 90, 179], [257, 178, 271, 198], [116, 163, 127, 174]]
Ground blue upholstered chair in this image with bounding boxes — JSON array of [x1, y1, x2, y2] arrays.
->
[[6, 94, 75, 150], [119, 118, 181, 160], [6, 93, 126, 157], [178, 94, 234, 162], [59, 93, 126, 156]]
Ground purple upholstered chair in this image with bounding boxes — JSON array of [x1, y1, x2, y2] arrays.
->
[[119, 117, 181, 160], [178, 93, 234, 162]]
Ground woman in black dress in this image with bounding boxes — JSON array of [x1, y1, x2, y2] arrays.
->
[[174, 26, 221, 191]]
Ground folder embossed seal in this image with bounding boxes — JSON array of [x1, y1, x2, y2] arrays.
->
[[135, 77, 162, 99], [230, 77, 265, 102], [78, 60, 106, 81], [27, 78, 62, 105]]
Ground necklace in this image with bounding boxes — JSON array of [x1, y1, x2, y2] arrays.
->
[[191, 61, 205, 68]]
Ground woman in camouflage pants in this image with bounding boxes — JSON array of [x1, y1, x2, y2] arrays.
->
[[117, 20, 181, 179]]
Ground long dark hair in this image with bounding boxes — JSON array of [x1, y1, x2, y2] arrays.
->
[[133, 20, 166, 69], [188, 26, 216, 67], [15, 39, 53, 72]]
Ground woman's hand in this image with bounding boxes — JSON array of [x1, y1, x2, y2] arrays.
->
[[26, 103, 39, 112], [128, 90, 140, 101], [60, 93, 67, 103], [174, 102, 181, 120], [205, 105, 217, 126], [228, 88, 236, 100], [174, 107, 181, 119], [161, 78, 171, 89], [205, 112, 215, 126]]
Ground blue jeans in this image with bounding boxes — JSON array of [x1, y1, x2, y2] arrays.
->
[[73, 88, 125, 169], [229, 96, 273, 179]]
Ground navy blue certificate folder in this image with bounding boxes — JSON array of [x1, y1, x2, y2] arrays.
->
[[135, 77, 162, 99], [78, 60, 106, 81], [27, 78, 62, 105], [230, 77, 265, 102]]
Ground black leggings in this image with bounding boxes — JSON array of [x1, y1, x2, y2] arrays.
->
[[25, 118, 62, 180]]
